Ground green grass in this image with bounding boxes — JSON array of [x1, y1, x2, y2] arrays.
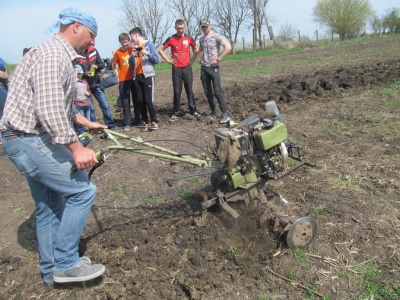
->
[[292, 248, 308, 266], [346, 254, 400, 300], [317, 34, 400, 47], [327, 120, 356, 135], [178, 187, 193, 199], [378, 80, 400, 95]]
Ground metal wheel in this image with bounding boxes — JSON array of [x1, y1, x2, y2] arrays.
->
[[286, 216, 317, 249]]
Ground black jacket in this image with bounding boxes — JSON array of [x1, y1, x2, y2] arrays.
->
[[76, 46, 105, 89]]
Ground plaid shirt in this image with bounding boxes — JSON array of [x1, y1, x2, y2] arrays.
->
[[0, 34, 79, 144]]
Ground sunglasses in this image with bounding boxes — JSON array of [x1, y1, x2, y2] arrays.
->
[[82, 24, 96, 39]]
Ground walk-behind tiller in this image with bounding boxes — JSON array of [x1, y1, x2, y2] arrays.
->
[[78, 101, 317, 249]]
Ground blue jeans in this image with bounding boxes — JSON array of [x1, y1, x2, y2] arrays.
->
[[76, 105, 91, 134], [90, 86, 115, 129], [89, 96, 97, 122], [1, 133, 97, 284], [0, 83, 7, 120]]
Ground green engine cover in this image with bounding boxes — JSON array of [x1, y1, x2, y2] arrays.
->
[[253, 121, 288, 151]]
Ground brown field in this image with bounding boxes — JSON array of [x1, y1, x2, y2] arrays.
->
[[1, 37, 400, 299]]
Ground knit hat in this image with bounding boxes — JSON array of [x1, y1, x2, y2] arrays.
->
[[45, 7, 98, 35]]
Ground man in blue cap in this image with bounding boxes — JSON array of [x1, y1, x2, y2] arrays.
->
[[0, 7, 107, 285]]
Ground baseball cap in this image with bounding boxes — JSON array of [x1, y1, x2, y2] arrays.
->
[[200, 19, 210, 27], [76, 64, 84, 74]]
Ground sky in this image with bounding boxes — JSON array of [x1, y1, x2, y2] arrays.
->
[[1, 0, 398, 64]]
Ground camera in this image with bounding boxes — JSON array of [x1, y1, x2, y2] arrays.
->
[[135, 47, 143, 52], [102, 58, 113, 71]]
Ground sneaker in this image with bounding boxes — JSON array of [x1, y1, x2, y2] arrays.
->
[[80, 256, 91, 264], [219, 113, 230, 124], [140, 122, 149, 132], [45, 256, 92, 286], [170, 115, 179, 122], [124, 126, 131, 132], [109, 127, 119, 132], [53, 257, 105, 283], [192, 111, 201, 118], [149, 121, 159, 131], [114, 106, 122, 113]]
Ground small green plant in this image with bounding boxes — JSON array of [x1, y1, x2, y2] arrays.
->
[[107, 185, 125, 197], [227, 245, 240, 256], [187, 175, 204, 186], [287, 270, 296, 281], [257, 295, 269, 300], [297, 192, 306, 202], [310, 204, 326, 215], [287, 157, 298, 167], [26, 253, 36, 261], [292, 248, 307, 266], [302, 280, 322, 298]]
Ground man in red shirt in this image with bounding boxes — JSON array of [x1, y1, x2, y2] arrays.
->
[[158, 19, 201, 121]]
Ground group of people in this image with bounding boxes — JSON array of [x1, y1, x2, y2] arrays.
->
[[0, 6, 232, 287], [112, 28, 160, 132], [159, 18, 232, 124]]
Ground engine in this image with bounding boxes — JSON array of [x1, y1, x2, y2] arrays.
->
[[213, 110, 291, 192]]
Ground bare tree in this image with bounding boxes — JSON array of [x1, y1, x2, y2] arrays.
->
[[168, 0, 212, 41], [212, 0, 251, 52], [247, 0, 271, 49], [261, 0, 275, 43], [312, 0, 373, 40], [278, 23, 297, 41], [118, 0, 173, 45]]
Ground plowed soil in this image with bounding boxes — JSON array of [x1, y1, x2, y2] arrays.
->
[[1, 37, 400, 300]]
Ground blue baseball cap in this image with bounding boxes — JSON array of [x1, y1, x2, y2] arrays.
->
[[75, 64, 84, 74]]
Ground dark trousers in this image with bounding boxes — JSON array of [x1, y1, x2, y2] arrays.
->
[[135, 74, 157, 124], [172, 65, 197, 115], [200, 65, 228, 114], [119, 80, 138, 126]]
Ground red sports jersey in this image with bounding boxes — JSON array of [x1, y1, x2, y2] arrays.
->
[[163, 34, 195, 68]]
